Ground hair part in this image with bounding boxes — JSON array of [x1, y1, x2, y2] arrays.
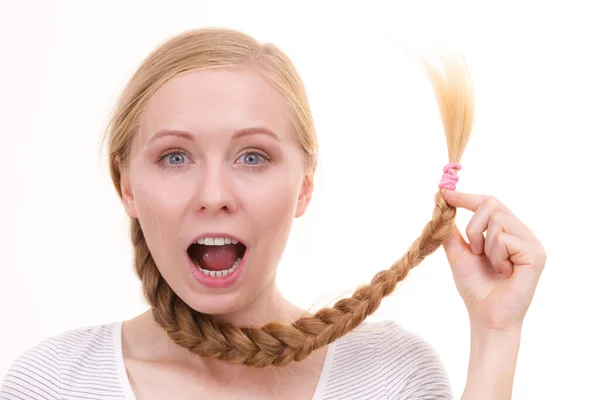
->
[[104, 28, 473, 367]]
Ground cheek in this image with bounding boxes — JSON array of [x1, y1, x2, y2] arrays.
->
[[133, 167, 195, 212], [131, 173, 192, 252], [247, 177, 299, 236]]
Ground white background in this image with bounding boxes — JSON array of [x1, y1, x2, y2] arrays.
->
[[1, 1, 599, 398]]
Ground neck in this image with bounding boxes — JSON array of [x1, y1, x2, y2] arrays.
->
[[127, 278, 309, 365], [123, 281, 327, 389], [210, 281, 308, 327]]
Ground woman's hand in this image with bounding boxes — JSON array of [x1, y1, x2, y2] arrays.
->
[[441, 190, 547, 332]]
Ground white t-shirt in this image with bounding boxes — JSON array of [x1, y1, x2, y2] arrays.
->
[[1, 319, 453, 399]]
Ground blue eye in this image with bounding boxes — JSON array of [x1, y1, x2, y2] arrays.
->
[[166, 152, 187, 165], [240, 152, 265, 165], [158, 151, 189, 170], [234, 150, 270, 170]]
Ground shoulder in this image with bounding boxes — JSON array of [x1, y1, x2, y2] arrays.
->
[[323, 319, 454, 399], [1, 322, 127, 400]]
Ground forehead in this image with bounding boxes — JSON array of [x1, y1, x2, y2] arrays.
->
[[139, 66, 293, 141]]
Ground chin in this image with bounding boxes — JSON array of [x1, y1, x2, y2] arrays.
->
[[155, 243, 278, 320], [177, 270, 277, 323], [179, 289, 253, 316]]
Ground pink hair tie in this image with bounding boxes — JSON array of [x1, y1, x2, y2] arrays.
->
[[438, 162, 461, 190]]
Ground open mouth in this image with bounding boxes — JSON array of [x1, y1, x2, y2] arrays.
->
[[187, 237, 247, 278]]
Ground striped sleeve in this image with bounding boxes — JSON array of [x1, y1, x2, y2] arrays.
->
[[379, 321, 454, 400], [0, 338, 61, 400], [1, 324, 126, 400], [317, 319, 455, 399]]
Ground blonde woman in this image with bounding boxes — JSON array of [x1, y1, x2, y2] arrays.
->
[[1, 28, 546, 400]]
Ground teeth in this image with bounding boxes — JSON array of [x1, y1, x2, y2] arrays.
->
[[197, 237, 240, 246], [197, 258, 242, 278]]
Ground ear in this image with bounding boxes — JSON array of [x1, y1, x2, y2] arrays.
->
[[120, 168, 138, 219], [295, 170, 315, 218]]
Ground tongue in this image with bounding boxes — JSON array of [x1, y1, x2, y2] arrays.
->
[[193, 244, 239, 271]]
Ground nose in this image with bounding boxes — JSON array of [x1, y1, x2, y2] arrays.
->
[[192, 163, 237, 214]]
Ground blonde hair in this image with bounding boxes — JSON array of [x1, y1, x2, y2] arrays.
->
[[105, 28, 473, 367]]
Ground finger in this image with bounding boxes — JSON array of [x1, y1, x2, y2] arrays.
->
[[464, 195, 526, 255], [464, 196, 498, 255], [485, 215, 504, 275], [442, 223, 470, 264], [489, 231, 516, 278], [443, 191, 520, 221], [491, 232, 545, 317], [491, 232, 545, 293], [442, 190, 487, 212], [485, 211, 535, 260]]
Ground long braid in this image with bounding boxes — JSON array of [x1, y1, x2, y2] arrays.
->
[[124, 52, 473, 367]]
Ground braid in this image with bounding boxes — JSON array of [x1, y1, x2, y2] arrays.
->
[[127, 53, 473, 367]]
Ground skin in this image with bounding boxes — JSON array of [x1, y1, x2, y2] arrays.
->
[[119, 65, 546, 399], [120, 65, 325, 399], [441, 190, 547, 399], [120, 65, 317, 324]]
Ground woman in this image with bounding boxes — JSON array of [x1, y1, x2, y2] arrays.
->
[[0, 28, 546, 399]]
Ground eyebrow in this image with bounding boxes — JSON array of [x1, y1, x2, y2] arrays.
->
[[148, 130, 194, 144], [233, 127, 280, 141], [148, 126, 280, 144]]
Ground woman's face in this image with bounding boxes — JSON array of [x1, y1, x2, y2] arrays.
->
[[120, 65, 313, 315]]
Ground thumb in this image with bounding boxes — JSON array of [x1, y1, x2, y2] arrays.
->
[[442, 223, 470, 263]]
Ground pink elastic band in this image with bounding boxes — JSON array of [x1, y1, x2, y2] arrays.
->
[[438, 162, 461, 190]]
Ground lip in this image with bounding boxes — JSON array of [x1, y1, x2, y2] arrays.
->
[[186, 232, 248, 289]]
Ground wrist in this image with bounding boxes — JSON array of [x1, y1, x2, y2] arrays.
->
[[469, 326, 522, 367], [468, 314, 524, 337], [462, 323, 522, 400]]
